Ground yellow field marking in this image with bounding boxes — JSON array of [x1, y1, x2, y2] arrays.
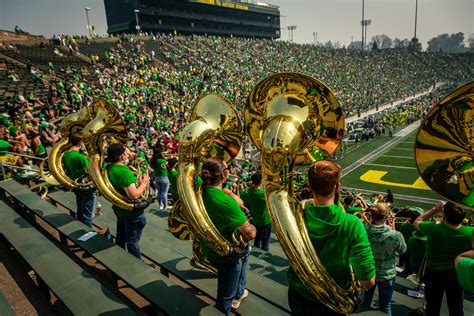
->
[[360, 170, 431, 190]]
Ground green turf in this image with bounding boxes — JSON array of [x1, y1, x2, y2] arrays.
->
[[335, 136, 399, 168], [369, 155, 416, 168]]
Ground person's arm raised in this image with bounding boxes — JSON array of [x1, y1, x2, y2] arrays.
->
[[414, 200, 445, 230]]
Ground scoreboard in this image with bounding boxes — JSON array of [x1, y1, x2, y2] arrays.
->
[[104, 0, 280, 39]]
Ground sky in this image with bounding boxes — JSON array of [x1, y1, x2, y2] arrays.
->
[[0, 0, 472, 49]]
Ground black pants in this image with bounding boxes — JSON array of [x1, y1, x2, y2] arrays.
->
[[288, 287, 343, 316], [424, 269, 464, 316]]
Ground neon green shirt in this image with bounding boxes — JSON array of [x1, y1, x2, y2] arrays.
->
[[457, 258, 474, 293], [408, 237, 426, 274], [168, 169, 178, 196], [62, 149, 88, 180], [200, 187, 247, 263], [240, 187, 270, 227], [107, 164, 138, 217], [418, 222, 473, 271], [153, 158, 168, 177], [287, 204, 375, 302]]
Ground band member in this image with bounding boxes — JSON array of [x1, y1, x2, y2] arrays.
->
[[362, 203, 407, 315], [240, 172, 272, 251], [287, 160, 375, 315], [62, 132, 96, 227], [105, 143, 150, 259], [200, 157, 256, 315], [414, 201, 473, 316], [455, 250, 474, 293]]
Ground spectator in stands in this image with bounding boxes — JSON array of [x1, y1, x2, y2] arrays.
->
[[30, 129, 47, 165], [199, 157, 256, 315], [287, 160, 375, 315], [414, 201, 473, 316], [39, 123, 55, 146], [167, 157, 179, 203], [361, 203, 407, 315], [151, 150, 169, 210], [105, 143, 150, 259], [240, 172, 272, 251]]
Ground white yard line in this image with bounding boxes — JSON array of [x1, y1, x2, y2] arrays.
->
[[363, 163, 417, 170], [378, 155, 415, 159], [343, 186, 439, 205]]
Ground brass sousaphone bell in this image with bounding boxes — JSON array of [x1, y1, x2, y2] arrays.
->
[[175, 94, 244, 269], [245, 73, 359, 313], [83, 98, 153, 211], [415, 81, 474, 208], [40, 106, 95, 189]]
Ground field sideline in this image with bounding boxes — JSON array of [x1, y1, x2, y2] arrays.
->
[[339, 121, 440, 210]]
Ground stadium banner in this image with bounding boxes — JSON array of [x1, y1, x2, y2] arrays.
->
[[196, 0, 249, 11]]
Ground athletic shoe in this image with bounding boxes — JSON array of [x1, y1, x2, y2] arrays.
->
[[232, 289, 249, 309]]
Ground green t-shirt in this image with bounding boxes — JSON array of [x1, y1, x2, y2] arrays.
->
[[418, 222, 473, 271], [168, 169, 178, 196], [107, 164, 138, 217], [408, 237, 426, 274], [200, 187, 247, 263], [287, 204, 375, 302], [37, 141, 46, 155], [398, 222, 417, 246], [457, 258, 474, 293], [62, 149, 88, 180], [153, 158, 168, 177], [240, 187, 270, 227]]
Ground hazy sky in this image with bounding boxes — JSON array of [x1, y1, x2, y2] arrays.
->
[[1, 0, 472, 49]]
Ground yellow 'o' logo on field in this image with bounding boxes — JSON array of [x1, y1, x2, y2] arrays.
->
[[360, 170, 431, 190]]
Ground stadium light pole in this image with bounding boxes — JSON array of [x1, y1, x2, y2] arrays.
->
[[361, 0, 364, 50], [414, 0, 418, 40], [134, 9, 140, 34], [84, 7, 91, 37], [287, 25, 296, 42]]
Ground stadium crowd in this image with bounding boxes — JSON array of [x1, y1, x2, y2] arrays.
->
[[0, 33, 472, 315]]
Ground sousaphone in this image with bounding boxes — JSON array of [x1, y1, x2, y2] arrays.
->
[[415, 81, 473, 207], [40, 106, 94, 190], [82, 98, 153, 211], [244, 73, 359, 313], [175, 94, 244, 270]]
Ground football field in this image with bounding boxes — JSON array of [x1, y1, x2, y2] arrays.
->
[[338, 122, 440, 210]]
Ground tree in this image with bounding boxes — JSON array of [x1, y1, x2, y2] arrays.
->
[[469, 33, 474, 50], [324, 41, 333, 49], [408, 37, 422, 52], [370, 34, 393, 49], [393, 38, 410, 48], [348, 41, 363, 50], [427, 32, 465, 53]]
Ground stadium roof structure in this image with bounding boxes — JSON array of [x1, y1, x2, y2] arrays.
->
[[104, 0, 281, 39]]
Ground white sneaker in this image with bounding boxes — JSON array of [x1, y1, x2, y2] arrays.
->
[[232, 289, 249, 309]]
